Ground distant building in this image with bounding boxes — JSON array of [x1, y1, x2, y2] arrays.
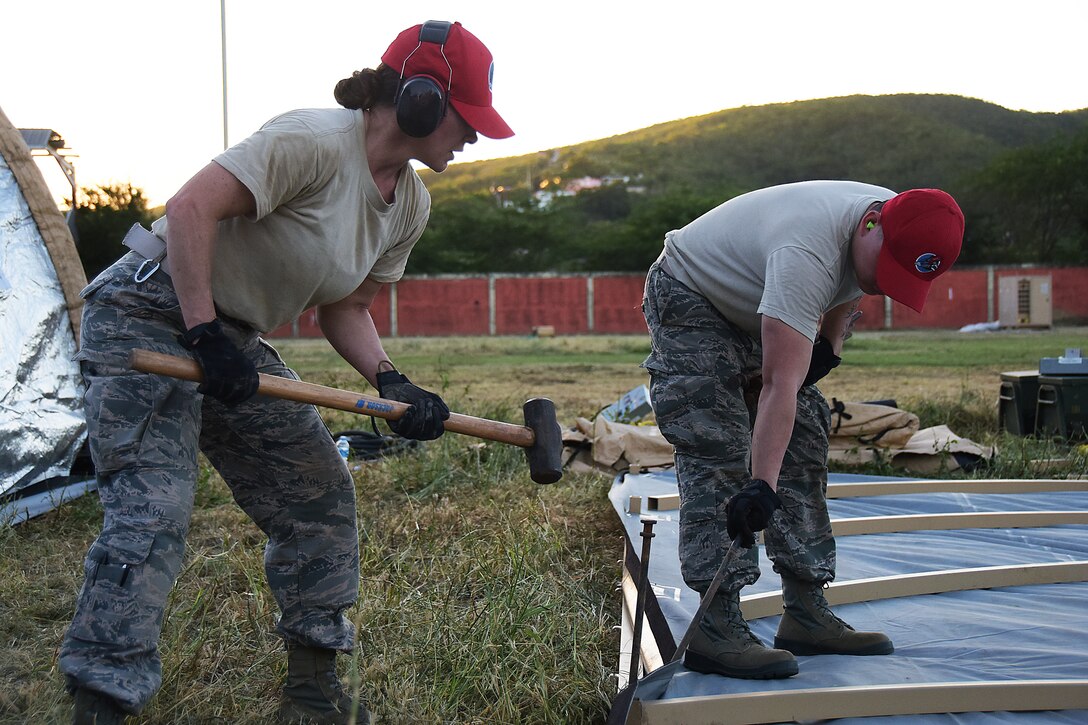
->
[[530, 174, 645, 207]]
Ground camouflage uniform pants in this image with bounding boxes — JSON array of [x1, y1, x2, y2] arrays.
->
[[59, 254, 359, 713], [641, 259, 836, 595]]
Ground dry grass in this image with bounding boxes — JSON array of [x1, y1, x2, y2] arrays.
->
[[3, 329, 1087, 723]]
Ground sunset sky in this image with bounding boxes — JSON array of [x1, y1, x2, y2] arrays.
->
[[4, 0, 1087, 206]]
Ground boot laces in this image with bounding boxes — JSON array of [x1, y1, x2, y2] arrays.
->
[[810, 584, 854, 631], [704, 595, 765, 648], [724, 615, 764, 646]]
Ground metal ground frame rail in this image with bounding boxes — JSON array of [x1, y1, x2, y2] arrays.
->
[[830, 510, 1088, 536], [634, 679, 1088, 725], [826, 477, 1088, 498], [611, 473, 1088, 724], [741, 559, 1088, 620]]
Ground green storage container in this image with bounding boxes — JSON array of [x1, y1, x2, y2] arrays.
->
[[1035, 374, 1088, 441], [998, 370, 1039, 436]]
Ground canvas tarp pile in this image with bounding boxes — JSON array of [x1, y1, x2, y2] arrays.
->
[[0, 105, 92, 524], [562, 398, 994, 477], [562, 416, 674, 476], [827, 399, 996, 473]]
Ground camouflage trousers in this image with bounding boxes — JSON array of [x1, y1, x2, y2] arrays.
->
[[59, 253, 359, 713], [641, 259, 836, 595]]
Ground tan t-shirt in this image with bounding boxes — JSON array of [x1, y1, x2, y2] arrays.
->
[[153, 108, 430, 333], [662, 180, 894, 341]]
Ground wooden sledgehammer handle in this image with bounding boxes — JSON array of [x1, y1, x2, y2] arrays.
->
[[128, 348, 535, 448]]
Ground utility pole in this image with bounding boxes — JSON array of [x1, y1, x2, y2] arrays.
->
[[221, 0, 229, 150]]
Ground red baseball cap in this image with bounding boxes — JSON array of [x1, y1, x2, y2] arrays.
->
[[382, 21, 514, 139], [875, 188, 965, 313]]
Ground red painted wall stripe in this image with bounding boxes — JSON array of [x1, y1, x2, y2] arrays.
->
[[267, 267, 1088, 338]]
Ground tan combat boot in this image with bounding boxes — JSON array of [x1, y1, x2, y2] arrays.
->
[[278, 645, 369, 725], [684, 589, 799, 679], [774, 576, 894, 656]]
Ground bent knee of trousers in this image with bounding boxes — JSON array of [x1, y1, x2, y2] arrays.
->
[[266, 519, 359, 609], [266, 518, 359, 649], [676, 455, 759, 592], [680, 511, 761, 594]]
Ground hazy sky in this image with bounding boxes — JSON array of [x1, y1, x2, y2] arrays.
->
[[4, 0, 1087, 206]]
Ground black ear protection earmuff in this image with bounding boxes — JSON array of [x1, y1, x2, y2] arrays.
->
[[395, 20, 453, 138]]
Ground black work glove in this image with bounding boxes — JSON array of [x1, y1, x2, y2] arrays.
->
[[803, 335, 841, 387], [177, 319, 259, 406], [376, 369, 450, 441], [725, 479, 782, 548]]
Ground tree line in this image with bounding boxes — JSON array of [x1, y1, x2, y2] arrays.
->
[[70, 125, 1087, 281]]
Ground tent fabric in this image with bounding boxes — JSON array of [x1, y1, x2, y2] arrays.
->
[[610, 471, 1088, 722], [0, 107, 86, 340], [0, 475, 96, 525], [886, 424, 997, 474], [0, 105, 90, 522]]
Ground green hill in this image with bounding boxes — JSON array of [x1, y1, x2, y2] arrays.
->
[[422, 93, 1087, 199], [407, 94, 1088, 273]]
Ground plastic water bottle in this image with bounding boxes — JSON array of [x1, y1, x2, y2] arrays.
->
[[336, 436, 351, 461]]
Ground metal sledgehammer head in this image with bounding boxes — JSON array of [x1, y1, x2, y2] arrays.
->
[[523, 398, 563, 484]]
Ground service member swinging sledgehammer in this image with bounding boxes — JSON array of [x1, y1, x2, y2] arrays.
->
[[641, 181, 965, 679], [61, 20, 519, 725]]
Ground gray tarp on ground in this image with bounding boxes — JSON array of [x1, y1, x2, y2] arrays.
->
[[610, 471, 1088, 723]]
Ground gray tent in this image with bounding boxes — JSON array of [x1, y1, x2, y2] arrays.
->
[[0, 105, 93, 524]]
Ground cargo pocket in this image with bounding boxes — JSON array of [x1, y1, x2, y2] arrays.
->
[[68, 531, 157, 648], [644, 351, 716, 414], [81, 370, 166, 474], [76, 327, 203, 477], [783, 388, 832, 475], [644, 351, 744, 452]]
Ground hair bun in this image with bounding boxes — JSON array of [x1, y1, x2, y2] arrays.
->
[[334, 70, 369, 109]]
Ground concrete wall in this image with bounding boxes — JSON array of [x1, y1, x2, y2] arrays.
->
[[267, 266, 1088, 339]]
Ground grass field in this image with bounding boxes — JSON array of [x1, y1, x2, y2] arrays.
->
[[3, 328, 1087, 724]]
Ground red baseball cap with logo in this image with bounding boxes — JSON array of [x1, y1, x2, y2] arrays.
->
[[875, 188, 965, 313], [382, 21, 514, 139]]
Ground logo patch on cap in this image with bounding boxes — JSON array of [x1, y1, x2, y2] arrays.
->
[[915, 253, 942, 274], [487, 61, 494, 91]]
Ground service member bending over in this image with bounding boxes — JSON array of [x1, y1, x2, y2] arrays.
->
[[642, 180, 964, 679], [61, 20, 513, 725]]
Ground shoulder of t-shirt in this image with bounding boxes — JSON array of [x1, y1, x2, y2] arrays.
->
[[258, 108, 361, 140], [835, 180, 897, 201]]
